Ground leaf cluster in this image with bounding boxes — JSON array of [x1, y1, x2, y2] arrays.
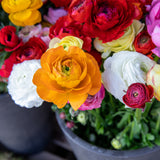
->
[[53, 90, 160, 150]]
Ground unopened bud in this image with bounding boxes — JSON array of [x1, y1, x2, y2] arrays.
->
[[69, 107, 80, 117], [66, 121, 74, 129], [111, 138, 122, 150], [59, 112, 66, 119], [77, 112, 87, 125]]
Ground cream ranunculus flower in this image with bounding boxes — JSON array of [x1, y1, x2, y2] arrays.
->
[[7, 60, 44, 108], [147, 64, 160, 101], [102, 51, 155, 102], [49, 36, 83, 51], [94, 20, 144, 58]]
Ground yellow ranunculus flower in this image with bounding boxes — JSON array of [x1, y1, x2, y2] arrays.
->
[[28, 0, 43, 10], [9, 9, 42, 26], [49, 36, 84, 51], [1, 0, 42, 13], [147, 64, 160, 101], [1, 0, 43, 26], [1, 0, 31, 13], [94, 20, 144, 58]]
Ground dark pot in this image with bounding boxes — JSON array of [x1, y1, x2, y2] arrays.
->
[[56, 112, 160, 160], [0, 94, 54, 155]]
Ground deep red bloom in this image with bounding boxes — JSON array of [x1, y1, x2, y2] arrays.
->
[[134, 30, 155, 55], [131, 0, 152, 13], [123, 83, 153, 109], [0, 37, 47, 78], [0, 26, 23, 52], [49, 16, 92, 52], [82, 0, 135, 43], [13, 37, 47, 63], [0, 54, 15, 78], [50, 0, 72, 8], [68, 0, 93, 23], [88, 49, 102, 67]]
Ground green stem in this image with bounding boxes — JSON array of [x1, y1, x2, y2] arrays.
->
[[143, 101, 154, 118], [109, 93, 114, 107], [156, 114, 160, 131], [135, 108, 142, 123]]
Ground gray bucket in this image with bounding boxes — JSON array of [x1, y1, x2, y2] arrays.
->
[[0, 94, 54, 155], [56, 112, 160, 160]]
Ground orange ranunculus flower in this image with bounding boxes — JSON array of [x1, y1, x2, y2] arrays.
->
[[33, 46, 101, 111], [9, 9, 42, 26]]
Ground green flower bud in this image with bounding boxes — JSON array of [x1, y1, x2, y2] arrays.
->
[[69, 107, 80, 117], [77, 112, 87, 125], [89, 134, 96, 142], [111, 138, 122, 150]]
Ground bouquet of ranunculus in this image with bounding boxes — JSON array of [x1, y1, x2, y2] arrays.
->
[[1, 0, 160, 151]]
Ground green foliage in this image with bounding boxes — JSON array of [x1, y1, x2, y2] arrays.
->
[[0, 51, 12, 68], [56, 90, 160, 150], [0, 6, 9, 28], [0, 82, 7, 93]]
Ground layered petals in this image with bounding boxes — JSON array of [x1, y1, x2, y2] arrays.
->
[[33, 46, 101, 110]]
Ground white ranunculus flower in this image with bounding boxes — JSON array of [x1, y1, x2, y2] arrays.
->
[[102, 51, 155, 103], [7, 60, 44, 108]]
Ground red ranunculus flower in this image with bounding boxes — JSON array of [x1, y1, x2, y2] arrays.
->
[[68, 0, 93, 23], [0, 54, 15, 78], [50, 0, 72, 8], [82, 0, 135, 43], [49, 16, 92, 52], [88, 49, 102, 67], [14, 37, 47, 63], [123, 83, 153, 109], [0, 37, 47, 78], [131, 0, 152, 13], [134, 30, 155, 55], [0, 26, 23, 52]]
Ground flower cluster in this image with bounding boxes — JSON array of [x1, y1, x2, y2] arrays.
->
[[1, 0, 160, 150]]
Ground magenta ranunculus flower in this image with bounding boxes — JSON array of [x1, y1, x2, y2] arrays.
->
[[78, 84, 105, 111], [146, 0, 160, 57], [123, 83, 154, 109]]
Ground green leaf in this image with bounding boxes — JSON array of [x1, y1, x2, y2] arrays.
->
[[146, 133, 155, 141], [0, 51, 11, 68], [117, 112, 130, 128], [98, 127, 104, 135], [129, 120, 141, 140], [155, 136, 160, 146], [0, 82, 7, 93], [141, 122, 149, 134]]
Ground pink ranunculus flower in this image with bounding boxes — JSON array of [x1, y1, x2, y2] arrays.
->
[[146, 0, 160, 57], [78, 84, 105, 111], [18, 24, 50, 47], [43, 7, 68, 25], [39, 27, 50, 47]]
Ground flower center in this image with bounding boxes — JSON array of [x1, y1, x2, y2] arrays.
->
[[139, 35, 149, 44], [133, 92, 138, 97], [61, 59, 72, 76], [7, 34, 11, 41], [98, 7, 116, 21]]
